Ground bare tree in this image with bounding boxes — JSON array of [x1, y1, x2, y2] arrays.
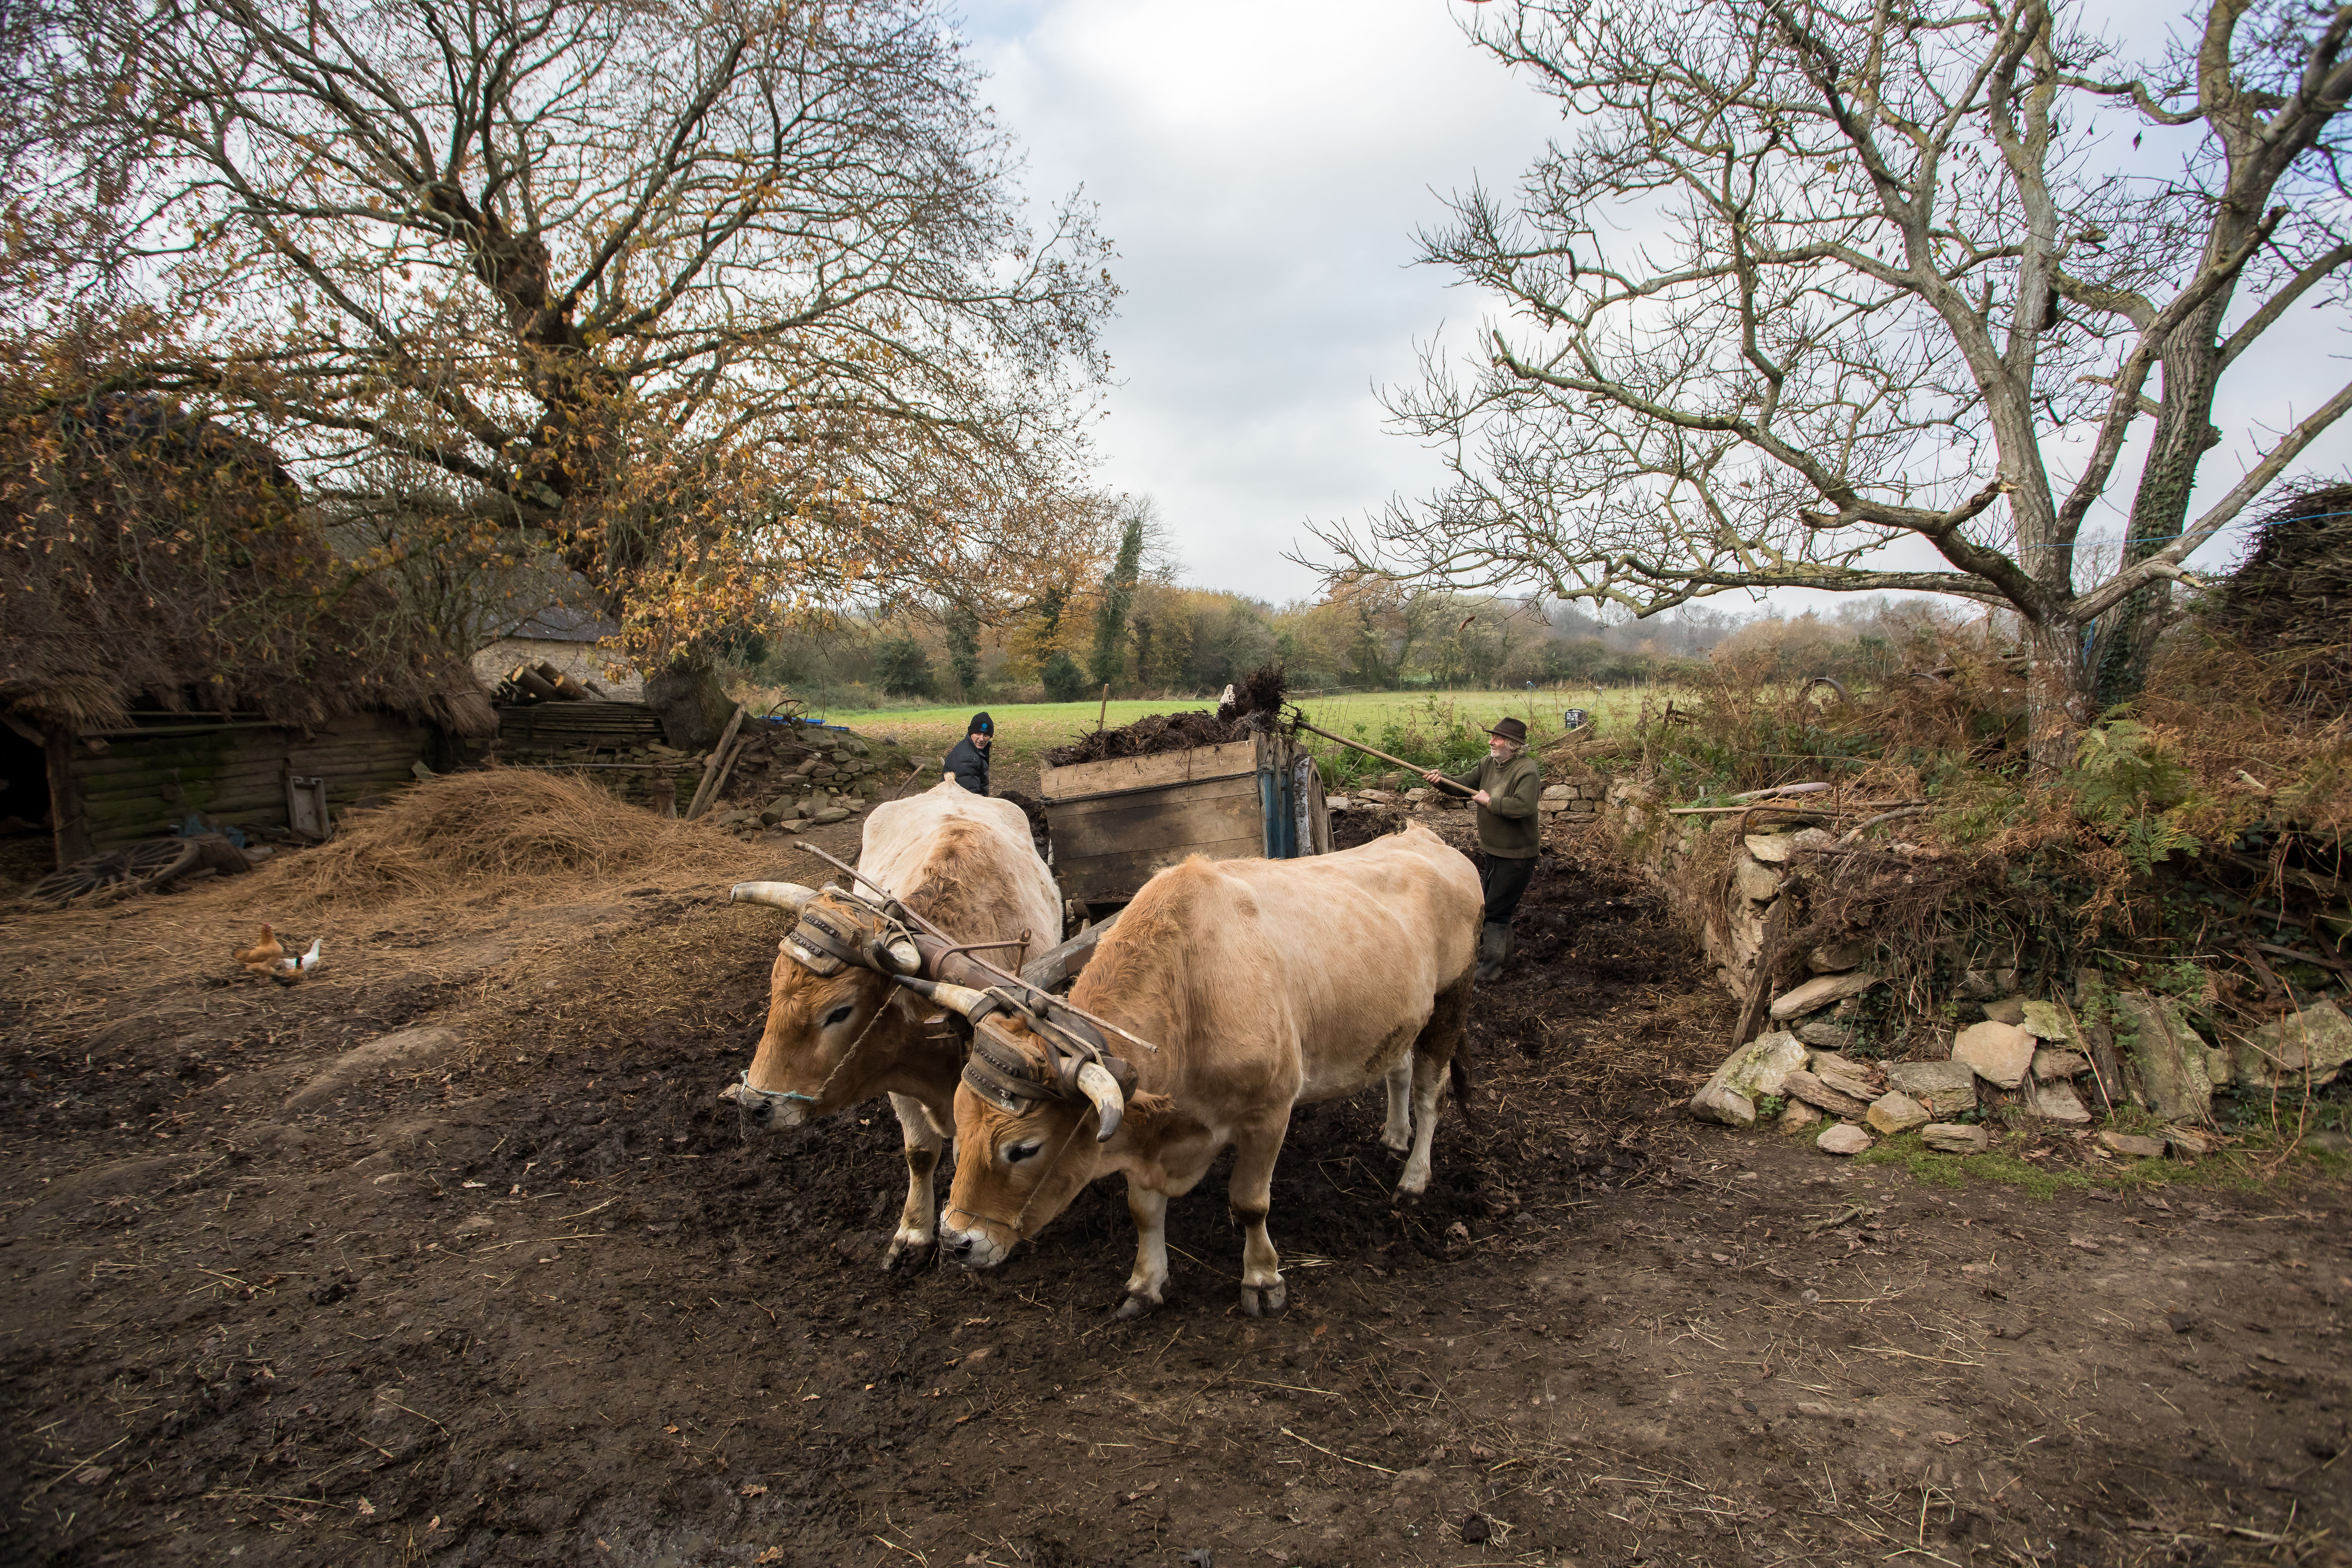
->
[[19, 0, 1115, 741], [1308, 0, 2352, 765]]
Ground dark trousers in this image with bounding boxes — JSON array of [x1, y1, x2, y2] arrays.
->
[[1479, 853, 1536, 924]]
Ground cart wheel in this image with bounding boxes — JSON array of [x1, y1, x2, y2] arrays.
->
[[27, 838, 202, 908]]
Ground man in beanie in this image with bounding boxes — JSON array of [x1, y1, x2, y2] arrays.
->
[[1423, 715, 1543, 982], [943, 712, 994, 795]]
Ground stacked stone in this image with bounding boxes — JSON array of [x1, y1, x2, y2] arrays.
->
[[1538, 782, 1601, 828]]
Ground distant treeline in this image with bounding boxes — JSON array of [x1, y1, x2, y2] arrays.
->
[[731, 581, 1962, 708]]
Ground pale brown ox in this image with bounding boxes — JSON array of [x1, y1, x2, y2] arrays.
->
[[937, 823, 1479, 1316], [727, 780, 1060, 1268]]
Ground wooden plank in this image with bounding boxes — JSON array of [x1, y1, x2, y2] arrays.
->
[[1045, 780, 1261, 863], [1017, 910, 1122, 992], [44, 727, 91, 868], [1727, 902, 1788, 1056], [1052, 836, 1265, 903], [1038, 739, 1256, 802], [685, 705, 747, 820]]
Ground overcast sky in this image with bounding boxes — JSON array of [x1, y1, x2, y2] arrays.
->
[[954, 0, 2352, 612]]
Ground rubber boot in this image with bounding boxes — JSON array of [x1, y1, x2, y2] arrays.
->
[[1476, 920, 1510, 983]]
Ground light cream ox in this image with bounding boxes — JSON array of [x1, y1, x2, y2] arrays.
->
[[724, 779, 1060, 1269], [924, 823, 1480, 1317]]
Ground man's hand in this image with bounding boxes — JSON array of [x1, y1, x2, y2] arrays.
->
[[1421, 770, 1443, 785], [1471, 789, 1491, 806]]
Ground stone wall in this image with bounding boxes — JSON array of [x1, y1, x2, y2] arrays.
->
[[1594, 774, 2352, 1158]]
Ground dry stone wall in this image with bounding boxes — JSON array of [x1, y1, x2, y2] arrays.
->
[[1595, 775, 2350, 1162]]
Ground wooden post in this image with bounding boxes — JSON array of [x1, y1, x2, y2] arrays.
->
[[685, 704, 747, 820], [43, 728, 93, 869], [1097, 684, 1111, 733], [1727, 902, 1788, 1056]]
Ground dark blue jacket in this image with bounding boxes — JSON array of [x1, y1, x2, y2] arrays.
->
[[944, 736, 991, 795]]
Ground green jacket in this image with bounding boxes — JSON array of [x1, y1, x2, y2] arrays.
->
[[1446, 751, 1544, 859]]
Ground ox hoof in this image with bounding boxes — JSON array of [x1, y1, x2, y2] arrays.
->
[[882, 1236, 936, 1273], [1114, 1292, 1161, 1322], [1379, 1132, 1412, 1155], [1240, 1278, 1288, 1318]]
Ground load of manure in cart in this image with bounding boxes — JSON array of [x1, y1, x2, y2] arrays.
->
[[1043, 666, 1288, 766]]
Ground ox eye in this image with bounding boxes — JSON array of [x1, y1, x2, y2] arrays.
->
[[822, 1004, 855, 1028], [1003, 1139, 1044, 1165]]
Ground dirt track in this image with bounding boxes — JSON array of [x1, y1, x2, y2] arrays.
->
[[2, 799, 2347, 1568]]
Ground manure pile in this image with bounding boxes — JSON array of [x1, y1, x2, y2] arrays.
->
[[1043, 665, 1287, 766]]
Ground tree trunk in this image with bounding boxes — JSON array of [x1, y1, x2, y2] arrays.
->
[[644, 656, 738, 749], [2023, 618, 2093, 775]]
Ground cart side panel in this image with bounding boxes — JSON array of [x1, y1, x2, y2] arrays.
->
[[1038, 739, 1258, 802], [1044, 772, 1263, 903]]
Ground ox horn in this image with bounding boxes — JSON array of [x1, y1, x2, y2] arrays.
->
[[891, 975, 996, 1020], [1076, 1061, 1126, 1141], [729, 881, 821, 912], [883, 937, 922, 974]]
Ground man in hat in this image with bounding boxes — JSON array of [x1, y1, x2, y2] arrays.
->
[[943, 712, 994, 795], [1423, 716, 1543, 982]]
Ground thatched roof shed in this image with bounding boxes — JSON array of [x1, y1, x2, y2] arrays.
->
[[2, 395, 496, 738], [2, 395, 496, 871]]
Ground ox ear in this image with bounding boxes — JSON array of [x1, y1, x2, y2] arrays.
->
[[1075, 1061, 1126, 1141], [730, 881, 822, 913]]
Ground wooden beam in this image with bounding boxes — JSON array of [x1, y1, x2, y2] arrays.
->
[[1018, 910, 1122, 993], [43, 727, 92, 869], [685, 705, 747, 820]]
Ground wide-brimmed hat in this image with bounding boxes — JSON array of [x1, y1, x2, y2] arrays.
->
[[1484, 716, 1528, 743]]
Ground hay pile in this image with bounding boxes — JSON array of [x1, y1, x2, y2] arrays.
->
[[283, 770, 743, 902]]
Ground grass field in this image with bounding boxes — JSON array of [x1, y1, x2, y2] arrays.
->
[[770, 686, 1672, 779]]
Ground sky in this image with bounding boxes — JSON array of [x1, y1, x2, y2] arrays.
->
[[953, 0, 2352, 613]]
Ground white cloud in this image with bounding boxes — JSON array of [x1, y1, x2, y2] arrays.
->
[[960, 0, 1558, 600], [960, 0, 2352, 610]]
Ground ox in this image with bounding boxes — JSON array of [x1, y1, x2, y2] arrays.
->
[[727, 779, 1060, 1268], [933, 823, 1479, 1317]]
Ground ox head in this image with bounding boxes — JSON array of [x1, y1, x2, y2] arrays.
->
[[938, 1014, 1134, 1269], [726, 881, 923, 1130]]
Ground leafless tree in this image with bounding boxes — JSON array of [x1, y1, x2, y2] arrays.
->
[[16, 0, 1115, 740], [1307, 0, 2352, 765]]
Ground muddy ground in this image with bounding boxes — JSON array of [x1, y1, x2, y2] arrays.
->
[[2, 787, 2347, 1568]]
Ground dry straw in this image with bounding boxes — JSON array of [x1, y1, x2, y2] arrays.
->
[[279, 769, 748, 906]]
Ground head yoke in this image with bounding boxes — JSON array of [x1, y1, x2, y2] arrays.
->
[[962, 1009, 1135, 1116], [778, 890, 919, 981], [754, 880, 1139, 1139]]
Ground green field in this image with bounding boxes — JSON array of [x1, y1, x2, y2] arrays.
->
[[770, 687, 1670, 781]]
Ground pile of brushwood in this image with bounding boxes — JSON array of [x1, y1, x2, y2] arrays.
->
[[1043, 666, 1288, 766], [2199, 480, 2352, 708]]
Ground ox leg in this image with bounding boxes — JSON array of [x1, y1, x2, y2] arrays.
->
[[1398, 1055, 1447, 1196], [1229, 1115, 1290, 1317], [882, 1092, 946, 1271], [1380, 1057, 1414, 1154], [1399, 974, 1472, 1196], [1116, 1180, 1170, 1320]]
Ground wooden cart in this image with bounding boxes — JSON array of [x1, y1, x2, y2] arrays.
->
[[1036, 729, 1333, 909]]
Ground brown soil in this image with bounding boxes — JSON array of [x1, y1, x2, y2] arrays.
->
[[2, 806, 2346, 1568]]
